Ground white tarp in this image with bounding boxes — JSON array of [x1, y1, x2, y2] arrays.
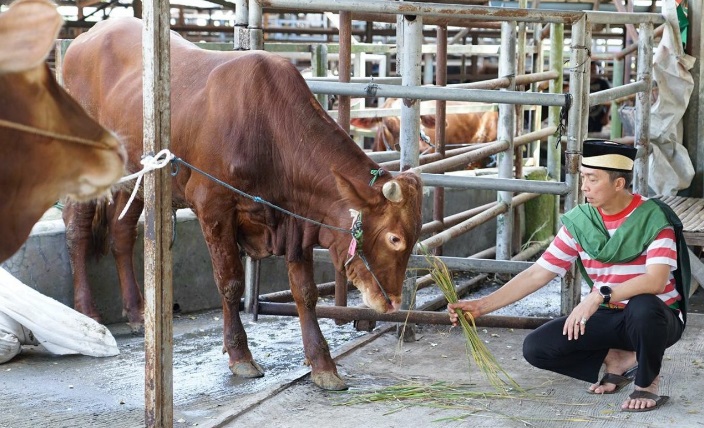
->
[[0, 267, 119, 363], [647, 2, 696, 195]]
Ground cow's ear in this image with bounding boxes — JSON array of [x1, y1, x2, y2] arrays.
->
[[350, 117, 382, 129], [420, 115, 436, 128], [0, 0, 63, 73], [332, 169, 383, 210]]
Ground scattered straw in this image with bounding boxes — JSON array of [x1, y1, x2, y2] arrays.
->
[[334, 381, 599, 425], [422, 248, 522, 393]]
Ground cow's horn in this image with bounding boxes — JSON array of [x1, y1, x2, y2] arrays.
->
[[382, 181, 403, 203]]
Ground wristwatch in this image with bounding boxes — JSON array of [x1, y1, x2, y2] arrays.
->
[[599, 285, 612, 304]]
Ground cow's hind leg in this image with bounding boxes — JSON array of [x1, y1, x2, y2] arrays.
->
[[196, 207, 263, 379], [107, 191, 145, 334], [63, 199, 101, 322], [288, 258, 347, 391]]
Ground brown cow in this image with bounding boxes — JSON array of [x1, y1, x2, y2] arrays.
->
[[61, 17, 423, 391], [0, 0, 125, 263], [351, 98, 498, 163]]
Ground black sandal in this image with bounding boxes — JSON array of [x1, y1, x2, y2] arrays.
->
[[587, 365, 638, 395], [621, 390, 669, 412]]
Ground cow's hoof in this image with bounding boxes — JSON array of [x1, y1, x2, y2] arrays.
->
[[353, 319, 376, 332], [127, 322, 144, 336], [311, 372, 348, 391], [230, 360, 265, 378]]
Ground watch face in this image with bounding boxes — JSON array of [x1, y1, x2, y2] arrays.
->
[[599, 285, 612, 304]]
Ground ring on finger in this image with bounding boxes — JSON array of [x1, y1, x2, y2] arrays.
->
[[580, 317, 587, 325]]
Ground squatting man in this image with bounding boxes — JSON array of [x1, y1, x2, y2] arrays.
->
[[448, 139, 689, 413]]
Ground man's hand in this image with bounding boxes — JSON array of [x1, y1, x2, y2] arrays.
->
[[447, 300, 482, 327], [563, 292, 601, 340]]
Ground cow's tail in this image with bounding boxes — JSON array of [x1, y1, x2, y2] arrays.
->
[[91, 199, 111, 261]]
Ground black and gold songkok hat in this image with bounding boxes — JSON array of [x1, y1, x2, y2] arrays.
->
[[581, 139, 637, 172]]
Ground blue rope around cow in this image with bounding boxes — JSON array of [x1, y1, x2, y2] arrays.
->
[[170, 156, 351, 234]]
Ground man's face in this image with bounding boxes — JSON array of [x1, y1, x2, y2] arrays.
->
[[580, 166, 619, 209]]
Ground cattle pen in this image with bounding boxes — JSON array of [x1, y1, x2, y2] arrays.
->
[[239, 0, 663, 332], [3, 0, 703, 427]]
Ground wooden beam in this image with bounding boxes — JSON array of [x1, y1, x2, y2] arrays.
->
[[142, 0, 173, 426]]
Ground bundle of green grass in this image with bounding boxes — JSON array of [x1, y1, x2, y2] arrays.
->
[[424, 250, 522, 393]]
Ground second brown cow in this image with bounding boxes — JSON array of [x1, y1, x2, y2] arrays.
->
[[351, 98, 498, 164]]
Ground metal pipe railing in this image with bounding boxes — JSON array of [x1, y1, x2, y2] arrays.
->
[[306, 81, 567, 107], [447, 70, 560, 90], [419, 192, 539, 250], [589, 80, 648, 107], [421, 201, 497, 235], [257, 302, 551, 329], [258, 0, 665, 26]]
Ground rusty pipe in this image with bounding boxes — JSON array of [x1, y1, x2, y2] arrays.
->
[[257, 302, 551, 329]]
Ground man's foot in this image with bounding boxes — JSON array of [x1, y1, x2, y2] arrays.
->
[[621, 375, 668, 412], [588, 349, 637, 394], [587, 366, 637, 395]]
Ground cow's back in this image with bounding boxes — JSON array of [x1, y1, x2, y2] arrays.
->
[[63, 17, 344, 186]]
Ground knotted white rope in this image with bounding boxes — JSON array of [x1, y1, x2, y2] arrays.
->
[[117, 149, 174, 220]]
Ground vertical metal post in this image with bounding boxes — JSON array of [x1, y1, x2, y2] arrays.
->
[[242, 0, 262, 323], [514, 0, 527, 180], [496, 21, 516, 262], [610, 58, 625, 139], [312, 44, 329, 108], [243, 256, 260, 320], [242, 0, 262, 325], [562, 16, 588, 315], [581, 26, 592, 140], [338, 11, 352, 132], [423, 53, 434, 85], [564, 16, 588, 214], [399, 14, 422, 169], [233, 0, 249, 50], [142, 0, 172, 425], [335, 11, 352, 318], [468, 34, 477, 82], [547, 23, 563, 218], [633, 22, 653, 196], [433, 25, 447, 258], [399, 12, 422, 342], [248, 0, 263, 50], [396, 14, 404, 80], [54, 39, 72, 86], [530, 23, 544, 166]]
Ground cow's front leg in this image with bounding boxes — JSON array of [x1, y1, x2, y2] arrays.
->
[[197, 211, 263, 379], [288, 257, 347, 391]]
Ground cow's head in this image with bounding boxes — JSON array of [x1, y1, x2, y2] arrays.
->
[[332, 170, 423, 313], [0, 0, 125, 261], [0, 0, 125, 203]]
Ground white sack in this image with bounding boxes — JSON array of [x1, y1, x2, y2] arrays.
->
[[0, 267, 119, 359], [647, 3, 696, 195]]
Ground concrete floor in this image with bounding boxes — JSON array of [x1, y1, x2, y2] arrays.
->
[[1, 287, 702, 428]]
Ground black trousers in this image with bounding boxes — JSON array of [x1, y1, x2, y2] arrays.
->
[[522, 294, 684, 388]]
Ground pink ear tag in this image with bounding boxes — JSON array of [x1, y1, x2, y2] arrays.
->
[[348, 237, 357, 256], [347, 209, 360, 258]]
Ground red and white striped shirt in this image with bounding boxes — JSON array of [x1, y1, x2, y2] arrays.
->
[[537, 195, 681, 308]]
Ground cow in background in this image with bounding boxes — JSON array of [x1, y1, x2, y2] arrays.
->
[[0, 0, 125, 263], [351, 98, 498, 167], [61, 17, 423, 391]]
